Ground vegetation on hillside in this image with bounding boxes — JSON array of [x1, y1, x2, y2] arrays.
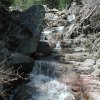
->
[[0, 0, 72, 10]]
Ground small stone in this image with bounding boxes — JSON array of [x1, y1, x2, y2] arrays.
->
[[83, 59, 95, 67], [93, 65, 99, 70], [91, 69, 100, 77], [78, 67, 91, 71], [74, 47, 86, 52], [64, 53, 88, 61], [96, 59, 100, 66]]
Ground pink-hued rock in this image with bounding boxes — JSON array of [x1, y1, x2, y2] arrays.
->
[[81, 74, 100, 100]]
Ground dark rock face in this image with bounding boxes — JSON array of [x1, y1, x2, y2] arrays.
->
[[6, 53, 34, 73], [35, 40, 52, 57], [0, 40, 11, 61], [11, 5, 45, 55], [14, 85, 38, 100], [0, 5, 45, 74]]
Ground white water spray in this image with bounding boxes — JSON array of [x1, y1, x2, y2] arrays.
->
[[28, 74, 75, 100], [27, 60, 75, 100]]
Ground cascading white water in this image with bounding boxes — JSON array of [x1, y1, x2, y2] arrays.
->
[[10, 60, 75, 100], [28, 74, 75, 100], [41, 31, 52, 40], [27, 60, 75, 100], [55, 41, 62, 49], [53, 41, 62, 53]]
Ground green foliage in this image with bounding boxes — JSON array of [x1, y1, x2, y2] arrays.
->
[[44, 0, 59, 9], [66, 0, 72, 9], [0, 0, 72, 10], [0, 0, 14, 7], [58, 0, 67, 10], [44, 0, 72, 10], [12, 0, 43, 10]]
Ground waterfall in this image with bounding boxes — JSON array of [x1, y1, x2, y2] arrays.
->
[[28, 74, 75, 100], [11, 60, 75, 100], [55, 41, 62, 49], [27, 60, 75, 100], [41, 31, 52, 40]]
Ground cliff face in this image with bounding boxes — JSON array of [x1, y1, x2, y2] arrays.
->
[[0, 5, 45, 99]]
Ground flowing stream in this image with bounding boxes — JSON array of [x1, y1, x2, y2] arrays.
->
[[12, 60, 75, 100], [10, 27, 76, 100]]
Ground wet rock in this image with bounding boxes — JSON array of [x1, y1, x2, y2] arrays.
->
[[6, 53, 34, 73], [14, 85, 37, 100], [36, 40, 52, 57], [91, 69, 100, 77]]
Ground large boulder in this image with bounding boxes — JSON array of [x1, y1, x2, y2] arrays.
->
[[10, 5, 45, 55], [14, 85, 37, 100], [0, 40, 11, 61], [6, 53, 34, 73]]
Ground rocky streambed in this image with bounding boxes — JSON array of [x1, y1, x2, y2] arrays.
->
[[7, 27, 100, 100], [0, 0, 100, 100], [10, 41, 100, 100]]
